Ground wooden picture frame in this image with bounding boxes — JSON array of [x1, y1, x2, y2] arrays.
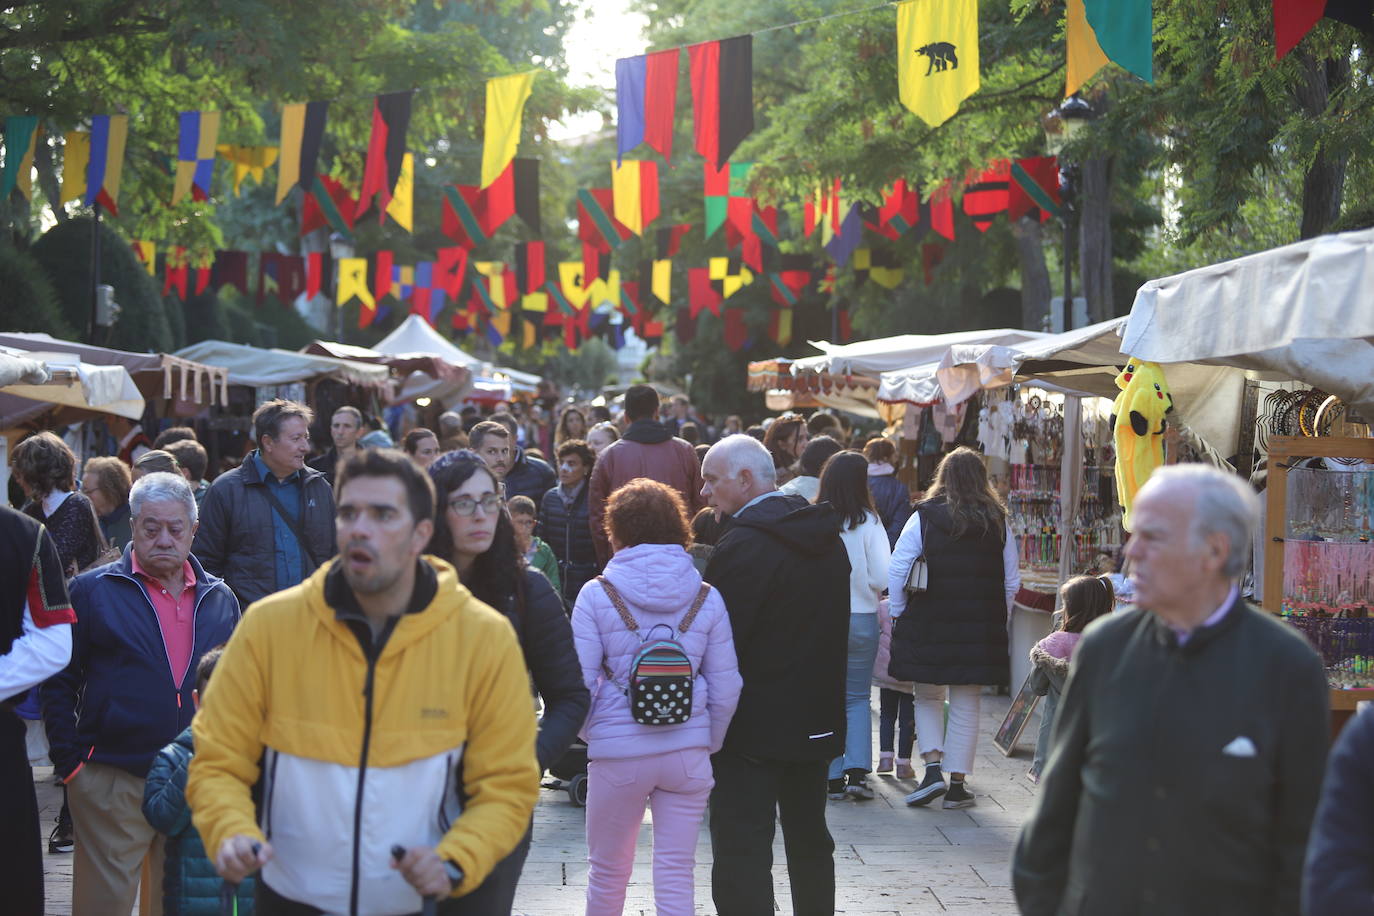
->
[[994, 673, 1041, 757]]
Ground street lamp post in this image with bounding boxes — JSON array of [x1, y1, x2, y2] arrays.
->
[[1043, 95, 1095, 332]]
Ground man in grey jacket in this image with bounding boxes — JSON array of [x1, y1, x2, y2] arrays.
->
[[193, 399, 336, 607], [1013, 464, 1329, 915]]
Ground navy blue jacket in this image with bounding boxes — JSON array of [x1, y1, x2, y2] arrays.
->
[[868, 472, 912, 548], [537, 483, 599, 606], [143, 726, 255, 915], [503, 448, 557, 506], [42, 546, 241, 780], [1304, 708, 1374, 914]]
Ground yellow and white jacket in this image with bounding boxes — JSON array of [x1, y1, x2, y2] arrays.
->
[[187, 557, 538, 915]]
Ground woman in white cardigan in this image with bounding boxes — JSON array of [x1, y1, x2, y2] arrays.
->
[[818, 450, 891, 801]]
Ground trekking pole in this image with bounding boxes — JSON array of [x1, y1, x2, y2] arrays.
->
[[391, 844, 439, 916], [219, 841, 260, 915]]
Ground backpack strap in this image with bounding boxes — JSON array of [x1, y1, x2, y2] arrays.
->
[[678, 583, 712, 635], [596, 575, 639, 633]]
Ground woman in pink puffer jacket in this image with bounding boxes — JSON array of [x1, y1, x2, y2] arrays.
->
[[572, 480, 741, 916]]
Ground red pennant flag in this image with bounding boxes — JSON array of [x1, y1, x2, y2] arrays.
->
[[656, 224, 691, 259], [437, 247, 468, 299], [515, 241, 545, 295], [723, 307, 749, 351], [688, 35, 753, 168], [962, 160, 1011, 233], [358, 91, 413, 220], [194, 266, 210, 296], [306, 252, 324, 299], [688, 267, 722, 318], [372, 250, 394, 306], [1008, 156, 1062, 223], [929, 183, 956, 241], [1274, 0, 1327, 58], [837, 307, 852, 343], [675, 307, 697, 344], [922, 242, 946, 285]]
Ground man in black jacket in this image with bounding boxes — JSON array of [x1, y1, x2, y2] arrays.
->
[[1013, 464, 1329, 916], [701, 434, 850, 916], [193, 399, 336, 607], [485, 412, 556, 505]]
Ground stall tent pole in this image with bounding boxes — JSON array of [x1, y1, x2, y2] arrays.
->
[[88, 203, 103, 343], [1057, 395, 1085, 589]]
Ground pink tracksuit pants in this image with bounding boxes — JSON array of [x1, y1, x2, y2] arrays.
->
[[584, 746, 714, 916]]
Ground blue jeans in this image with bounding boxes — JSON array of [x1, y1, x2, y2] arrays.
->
[[878, 688, 915, 758], [829, 613, 880, 779]]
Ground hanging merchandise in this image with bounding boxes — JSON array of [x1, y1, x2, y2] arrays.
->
[[896, 0, 980, 128], [1111, 358, 1173, 530], [689, 34, 754, 169], [482, 72, 537, 188], [276, 101, 328, 204], [615, 48, 680, 162]]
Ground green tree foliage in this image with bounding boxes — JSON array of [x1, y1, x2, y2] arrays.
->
[[0, 241, 74, 337], [29, 216, 170, 352]]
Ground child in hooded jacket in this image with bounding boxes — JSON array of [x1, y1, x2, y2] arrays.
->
[[572, 480, 741, 916], [874, 597, 917, 779]]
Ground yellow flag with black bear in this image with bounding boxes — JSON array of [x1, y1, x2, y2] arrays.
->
[[897, 0, 979, 128]]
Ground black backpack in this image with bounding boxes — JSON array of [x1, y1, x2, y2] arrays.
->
[[598, 576, 711, 726]]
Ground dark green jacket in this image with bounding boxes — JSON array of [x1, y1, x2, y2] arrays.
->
[[1013, 598, 1329, 916], [143, 727, 255, 916]]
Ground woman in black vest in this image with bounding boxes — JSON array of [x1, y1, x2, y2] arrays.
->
[[887, 447, 1020, 811]]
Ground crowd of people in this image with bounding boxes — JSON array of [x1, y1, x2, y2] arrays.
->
[[2, 382, 1372, 916]]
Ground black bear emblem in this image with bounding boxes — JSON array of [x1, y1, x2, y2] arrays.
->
[[916, 42, 959, 75]]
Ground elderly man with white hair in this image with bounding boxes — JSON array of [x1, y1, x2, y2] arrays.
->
[[700, 434, 851, 916], [43, 472, 240, 916], [1013, 464, 1328, 916]]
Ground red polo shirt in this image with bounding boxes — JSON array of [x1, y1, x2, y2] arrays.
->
[[131, 553, 197, 688]]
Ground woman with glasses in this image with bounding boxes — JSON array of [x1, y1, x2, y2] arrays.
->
[[427, 449, 589, 912]]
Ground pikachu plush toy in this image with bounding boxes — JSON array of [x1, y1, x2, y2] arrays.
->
[[1111, 358, 1173, 531]]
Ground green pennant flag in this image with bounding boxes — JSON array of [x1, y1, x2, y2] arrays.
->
[[704, 160, 752, 238], [1, 116, 38, 199], [1083, 0, 1153, 82]]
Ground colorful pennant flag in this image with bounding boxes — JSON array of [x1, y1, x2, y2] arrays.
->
[[824, 203, 863, 267], [656, 224, 691, 259], [67, 115, 127, 213], [929, 182, 956, 241], [359, 91, 414, 219], [301, 175, 357, 238], [616, 49, 680, 163], [896, 0, 980, 128], [515, 241, 546, 295], [385, 152, 414, 231], [163, 247, 189, 300], [306, 251, 328, 299], [962, 160, 1010, 232], [688, 267, 722, 318], [210, 251, 249, 295], [436, 247, 469, 300], [704, 161, 752, 238], [215, 145, 279, 195], [578, 188, 632, 251], [769, 308, 793, 346], [1009, 156, 1062, 222], [689, 35, 754, 169], [173, 111, 220, 204], [441, 162, 515, 248], [611, 159, 660, 235], [276, 101, 328, 204], [650, 259, 672, 305], [723, 307, 750, 352], [709, 256, 754, 299], [1083, 0, 1153, 82], [132, 240, 156, 275], [1, 116, 38, 200], [1066, 0, 1111, 96], [482, 71, 537, 188], [514, 157, 541, 234], [337, 257, 375, 310]]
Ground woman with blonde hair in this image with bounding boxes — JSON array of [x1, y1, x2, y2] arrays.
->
[[762, 414, 808, 486], [886, 447, 1020, 810]]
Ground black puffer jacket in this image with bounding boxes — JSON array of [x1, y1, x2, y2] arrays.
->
[[537, 484, 599, 607], [192, 456, 336, 608], [503, 448, 556, 506], [867, 471, 913, 548], [705, 493, 851, 761], [889, 499, 1009, 686], [485, 568, 590, 770]]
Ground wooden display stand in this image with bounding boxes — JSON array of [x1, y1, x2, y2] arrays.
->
[[1263, 436, 1374, 733]]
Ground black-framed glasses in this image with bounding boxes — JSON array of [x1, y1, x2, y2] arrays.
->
[[447, 493, 502, 517]]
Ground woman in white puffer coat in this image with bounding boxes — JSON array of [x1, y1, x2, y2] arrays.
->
[[572, 478, 741, 916]]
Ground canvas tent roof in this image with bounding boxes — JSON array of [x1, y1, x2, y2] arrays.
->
[[793, 328, 1049, 379], [1, 345, 145, 429], [173, 341, 390, 388], [372, 315, 483, 369], [0, 332, 229, 406]]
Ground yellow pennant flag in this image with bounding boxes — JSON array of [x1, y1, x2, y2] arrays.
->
[[1065, 0, 1110, 97], [385, 152, 414, 231], [709, 257, 753, 299], [481, 71, 537, 188], [61, 132, 89, 205], [474, 261, 509, 309], [651, 259, 671, 304], [217, 145, 280, 195], [337, 258, 375, 309], [522, 319, 536, 350], [102, 115, 129, 209], [520, 292, 549, 312], [774, 309, 793, 347], [897, 0, 979, 128], [490, 310, 512, 339], [16, 128, 36, 199], [133, 241, 156, 275], [277, 103, 304, 204], [558, 262, 591, 308]]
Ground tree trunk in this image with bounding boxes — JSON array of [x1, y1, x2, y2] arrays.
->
[[1077, 155, 1113, 324], [1011, 215, 1052, 331], [1294, 51, 1351, 239], [34, 133, 65, 224]]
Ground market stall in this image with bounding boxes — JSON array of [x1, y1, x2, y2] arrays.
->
[[372, 314, 540, 402]]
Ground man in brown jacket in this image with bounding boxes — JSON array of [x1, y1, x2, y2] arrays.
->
[[588, 385, 704, 563]]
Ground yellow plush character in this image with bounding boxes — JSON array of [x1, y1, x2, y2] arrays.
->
[[1111, 358, 1173, 530]]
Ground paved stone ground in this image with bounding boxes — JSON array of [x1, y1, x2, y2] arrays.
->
[[37, 690, 1036, 915]]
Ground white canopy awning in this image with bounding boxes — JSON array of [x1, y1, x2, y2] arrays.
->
[[173, 341, 390, 388], [794, 328, 1049, 380], [1121, 226, 1374, 418], [373, 314, 484, 369], [0, 346, 145, 427]]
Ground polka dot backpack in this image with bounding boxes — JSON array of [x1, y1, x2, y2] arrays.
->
[[597, 576, 712, 726]]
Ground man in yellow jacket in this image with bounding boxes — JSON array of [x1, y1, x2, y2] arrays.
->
[[187, 449, 538, 915]]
